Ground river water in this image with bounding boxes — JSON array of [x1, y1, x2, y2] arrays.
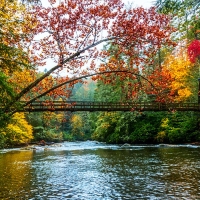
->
[[0, 141, 200, 200]]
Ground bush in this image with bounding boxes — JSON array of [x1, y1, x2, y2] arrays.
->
[[63, 132, 74, 141], [155, 131, 167, 143], [167, 128, 184, 143], [33, 127, 63, 142], [130, 123, 157, 143]]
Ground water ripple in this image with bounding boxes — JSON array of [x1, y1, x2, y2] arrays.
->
[[0, 141, 200, 199]]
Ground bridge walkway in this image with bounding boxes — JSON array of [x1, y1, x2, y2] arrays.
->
[[16, 101, 200, 112]]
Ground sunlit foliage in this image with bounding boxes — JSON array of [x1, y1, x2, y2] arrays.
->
[[1, 112, 33, 146], [162, 46, 194, 101], [70, 114, 84, 140]]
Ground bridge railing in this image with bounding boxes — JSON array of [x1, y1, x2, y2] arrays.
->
[[18, 101, 200, 112]]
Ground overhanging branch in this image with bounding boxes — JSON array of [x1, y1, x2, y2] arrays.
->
[[4, 36, 117, 112], [23, 70, 154, 106]]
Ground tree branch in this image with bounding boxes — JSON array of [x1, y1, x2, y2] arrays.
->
[[4, 36, 117, 112], [22, 70, 154, 107]]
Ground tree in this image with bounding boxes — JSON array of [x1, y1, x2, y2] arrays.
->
[[72, 78, 96, 101], [3, 0, 175, 113], [70, 114, 84, 140], [0, 112, 33, 147], [154, 0, 200, 99], [0, 0, 32, 73], [188, 40, 200, 63], [154, 0, 200, 40], [0, 0, 35, 128], [159, 46, 196, 102]]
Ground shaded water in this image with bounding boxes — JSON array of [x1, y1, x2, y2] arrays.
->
[[0, 141, 200, 199]]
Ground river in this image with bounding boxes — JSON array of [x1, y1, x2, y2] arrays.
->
[[0, 141, 200, 199]]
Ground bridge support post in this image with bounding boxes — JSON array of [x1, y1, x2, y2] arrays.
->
[[198, 78, 200, 104]]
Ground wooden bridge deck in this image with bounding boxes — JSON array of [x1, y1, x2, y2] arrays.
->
[[16, 101, 200, 112]]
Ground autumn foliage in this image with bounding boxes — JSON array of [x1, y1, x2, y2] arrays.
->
[[2, 113, 33, 146], [188, 40, 200, 63], [15, 0, 175, 104], [162, 47, 194, 101], [0, 0, 178, 116]]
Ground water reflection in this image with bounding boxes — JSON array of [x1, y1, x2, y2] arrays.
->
[[0, 150, 34, 199], [0, 142, 200, 199]]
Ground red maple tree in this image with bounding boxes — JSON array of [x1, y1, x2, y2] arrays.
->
[[6, 0, 176, 113]]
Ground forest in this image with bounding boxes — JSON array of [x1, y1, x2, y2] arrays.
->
[[0, 0, 200, 148]]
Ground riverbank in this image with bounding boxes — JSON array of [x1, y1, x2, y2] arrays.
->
[[0, 140, 64, 150]]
